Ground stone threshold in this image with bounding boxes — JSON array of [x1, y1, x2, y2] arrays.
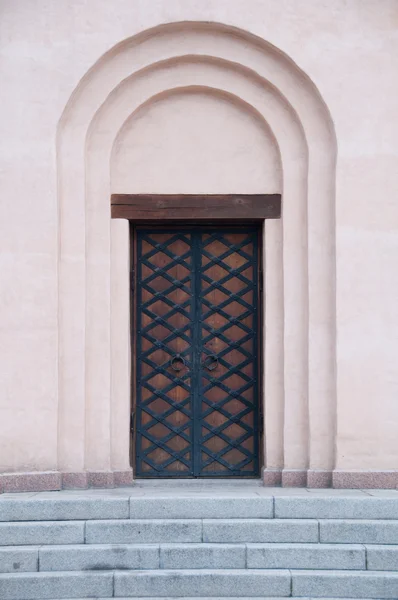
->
[[1, 469, 398, 494]]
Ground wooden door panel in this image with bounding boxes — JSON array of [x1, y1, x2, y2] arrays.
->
[[198, 230, 259, 476], [136, 232, 194, 476], [135, 227, 260, 477]]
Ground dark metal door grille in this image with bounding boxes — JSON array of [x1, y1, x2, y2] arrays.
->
[[135, 227, 260, 477]]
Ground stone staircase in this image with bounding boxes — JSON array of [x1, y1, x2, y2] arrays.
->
[[0, 483, 398, 599]]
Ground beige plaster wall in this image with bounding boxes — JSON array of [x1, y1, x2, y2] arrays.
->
[[111, 90, 281, 193], [0, 0, 397, 479]]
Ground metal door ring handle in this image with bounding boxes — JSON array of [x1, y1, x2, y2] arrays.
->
[[204, 354, 219, 371], [171, 354, 185, 371]]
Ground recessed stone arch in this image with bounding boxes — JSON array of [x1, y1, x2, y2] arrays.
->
[[111, 87, 282, 194], [57, 21, 336, 487]]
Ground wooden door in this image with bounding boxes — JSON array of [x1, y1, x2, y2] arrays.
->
[[134, 226, 261, 477]]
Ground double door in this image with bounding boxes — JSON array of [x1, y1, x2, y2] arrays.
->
[[134, 226, 261, 477]]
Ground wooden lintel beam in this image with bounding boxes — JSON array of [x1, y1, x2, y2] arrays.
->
[[111, 194, 281, 220]]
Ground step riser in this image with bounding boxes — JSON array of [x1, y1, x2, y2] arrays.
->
[[130, 497, 274, 519], [40, 545, 159, 573], [367, 546, 398, 570], [0, 497, 273, 521], [1, 543, 383, 573], [86, 520, 203, 544], [0, 498, 129, 521], [320, 520, 398, 544], [202, 519, 319, 543], [0, 572, 113, 600], [2, 519, 398, 545], [292, 570, 398, 599], [41, 545, 247, 572], [2, 571, 398, 600], [0, 522, 84, 546], [114, 570, 291, 598], [245, 544, 365, 570], [275, 497, 398, 520], [3, 496, 398, 521], [160, 544, 246, 570], [0, 548, 38, 573], [86, 519, 321, 545], [0, 571, 291, 599]]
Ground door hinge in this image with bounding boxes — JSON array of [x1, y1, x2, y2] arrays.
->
[[259, 269, 263, 292], [130, 411, 135, 434], [259, 412, 264, 435], [130, 269, 135, 294]]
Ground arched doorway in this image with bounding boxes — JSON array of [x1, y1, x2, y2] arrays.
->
[[57, 22, 337, 488]]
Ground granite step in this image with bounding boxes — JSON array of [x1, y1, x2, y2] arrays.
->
[[0, 491, 397, 599], [2, 517, 398, 546], [201, 518, 319, 543], [0, 496, 273, 521], [0, 571, 113, 600], [0, 569, 290, 599], [0, 542, 372, 573], [85, 518, 320, 544], [2, 493, 398, 521], [274, 496, 398, 520], [114, 569, 291, 598], [2, 569, 398, 599], [291, 569, 398, 598]]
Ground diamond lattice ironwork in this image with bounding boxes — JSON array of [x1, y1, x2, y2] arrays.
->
[[135, 228, 260, 477], [198, 231, 259, 476], [136, 231, 194, 476]]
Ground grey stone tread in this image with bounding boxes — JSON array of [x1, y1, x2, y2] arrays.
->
[[114, 569, 291, 597], [160, 543, 246, 569], [292, 570, 398, 599], [0, 571, 113, 600], [39, 544, 160, 572], [2, 567, 397, 598], [320, 519, 398, 544], [246, 542, 365, 570], [0, 521, 84, 545], [85, 519, 202, 544], [1, 491, 398, 522], [0, 546, 39, 573], [0, 542, 375, 572], [129, 497, 273, 519], [366, 544, 398, 570], [203, 518, 319, 543], [275, 496, 398, 519], [0, 497, 129, 521]]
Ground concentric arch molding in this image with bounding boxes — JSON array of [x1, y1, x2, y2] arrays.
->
[[56, 21, 337, 486]]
